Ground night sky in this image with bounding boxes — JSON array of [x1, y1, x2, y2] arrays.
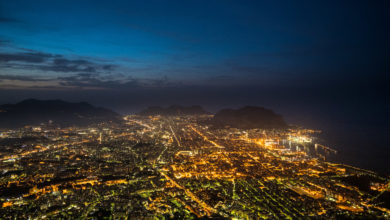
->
[[0, 1, 389, 117]]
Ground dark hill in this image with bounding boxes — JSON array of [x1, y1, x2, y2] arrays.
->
[[211, 106, 288, 129], [139, 105, 209, 116], [0, 99, 121, 128]]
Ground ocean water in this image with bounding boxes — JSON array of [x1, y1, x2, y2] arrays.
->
[[285, 105, 390, 176], [319, 122, 390, 175]]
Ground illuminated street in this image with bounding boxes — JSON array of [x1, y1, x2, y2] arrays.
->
[[0, 115, 389, 219]]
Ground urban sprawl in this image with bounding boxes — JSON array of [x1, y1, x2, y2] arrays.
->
[[0, 115, 389, 219]]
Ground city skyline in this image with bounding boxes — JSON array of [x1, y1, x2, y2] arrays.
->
[[0, 1, 389, 218]]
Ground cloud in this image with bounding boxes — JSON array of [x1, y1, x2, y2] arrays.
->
[[102, 64, 115, 70], [0, 48, 178, 90], [56, 73, 173, 89], [0, 49, 174, 90], [39, 58, 97, 73], [0, 74, 51, 82], [0, 52, 56, 63], [0, 50, 117, 73]]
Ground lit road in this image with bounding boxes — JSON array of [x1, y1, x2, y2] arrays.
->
[[160, 172, 216, 217], [188, 125, 224, 148]]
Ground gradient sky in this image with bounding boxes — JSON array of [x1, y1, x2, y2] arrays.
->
[[0, 0, 389, 116]]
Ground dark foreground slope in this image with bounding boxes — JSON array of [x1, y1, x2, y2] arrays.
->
[[211, 106, 288, 129], [139, 105, 209, 116], [0, 99, 121, 128]]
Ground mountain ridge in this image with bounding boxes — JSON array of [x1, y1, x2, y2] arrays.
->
[[0, 99, 122, 128], [210, 106, 288, 129]]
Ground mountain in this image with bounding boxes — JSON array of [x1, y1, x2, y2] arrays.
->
[[210, 106, 288, 129], [0, 99, 122, 128], [138, 105, 210, 116]]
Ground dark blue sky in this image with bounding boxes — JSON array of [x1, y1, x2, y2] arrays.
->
[[0, 0, 389, 116]]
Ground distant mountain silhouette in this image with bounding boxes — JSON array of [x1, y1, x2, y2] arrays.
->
[[139, 105, 210, 116], [210, 106, 288, 129], [0, 99, 121, 128]]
